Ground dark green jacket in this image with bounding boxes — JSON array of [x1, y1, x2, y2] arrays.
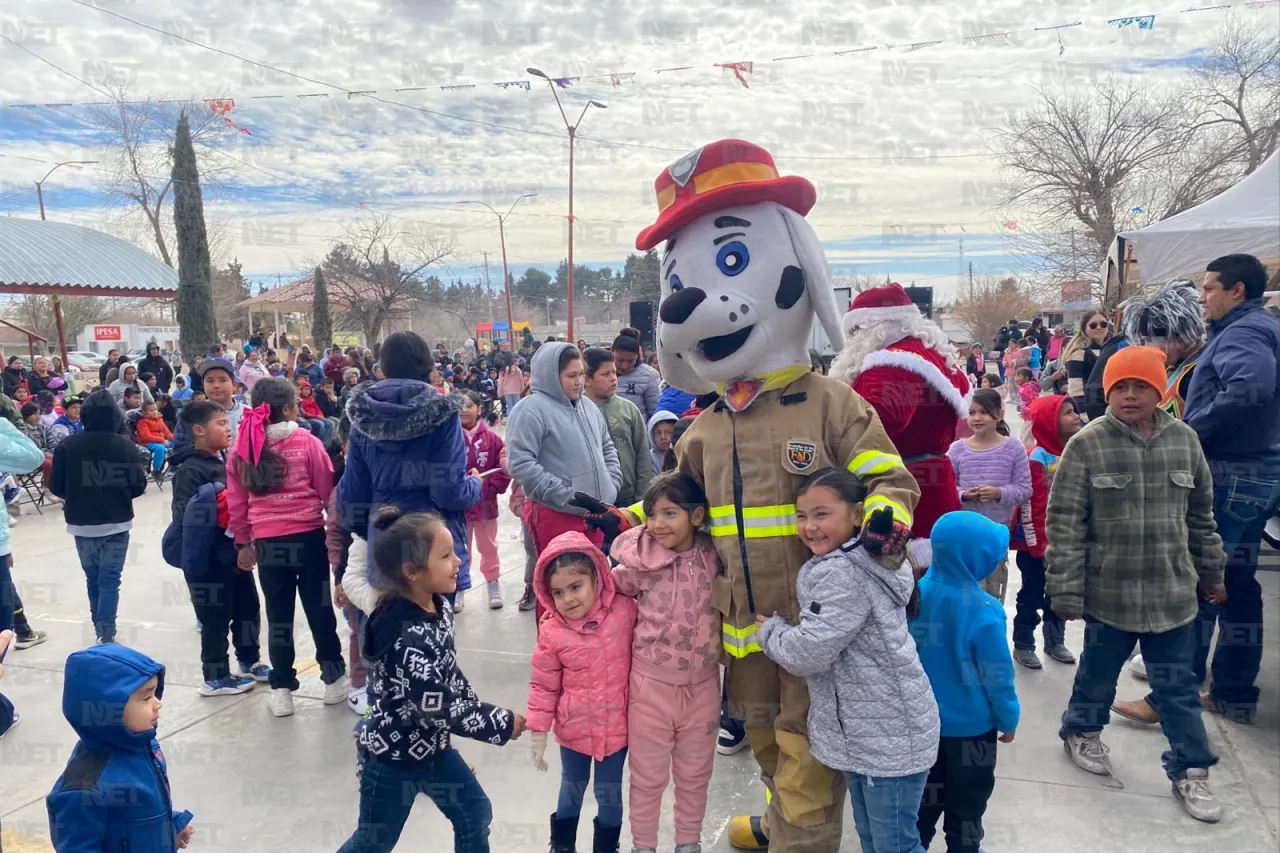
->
[[1046, 409, 1224, 633], [595, 394, 651, 508]]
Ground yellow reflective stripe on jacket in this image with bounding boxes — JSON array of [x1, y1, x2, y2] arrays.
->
[[863, 495, 913, 527], [848, 450, 906, 477], [708, 504, 798, 539], [722, 621, 763, 657], [627, 501, 647, 523]]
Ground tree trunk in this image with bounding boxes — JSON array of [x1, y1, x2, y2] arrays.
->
[[172, 110, 217, 361], [311, 266, 333, 347]]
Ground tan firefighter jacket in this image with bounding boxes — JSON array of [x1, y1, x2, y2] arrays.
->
[[628, 371, 920, 660]]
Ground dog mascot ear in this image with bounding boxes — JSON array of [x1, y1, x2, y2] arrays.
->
[[778, 205, 845, 356]]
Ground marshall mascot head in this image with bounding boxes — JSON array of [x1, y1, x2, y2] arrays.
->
[[636, 140, 846, 395], [831, 283, 961, 383]]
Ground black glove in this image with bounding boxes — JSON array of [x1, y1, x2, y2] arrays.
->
[[570, 492, 629, 536], [860, 507, 911, 557]]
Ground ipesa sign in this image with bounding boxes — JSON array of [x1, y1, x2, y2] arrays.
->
[[94, 325, 123, 341]]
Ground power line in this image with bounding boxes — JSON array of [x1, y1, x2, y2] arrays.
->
[[52, 0, 988, 163]]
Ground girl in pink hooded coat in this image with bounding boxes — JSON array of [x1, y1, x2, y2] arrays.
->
[[527, 531, 636, 853], [610, 472, 721, 853]]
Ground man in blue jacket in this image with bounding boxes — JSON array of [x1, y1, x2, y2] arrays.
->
[[46, 644, 194, 852], [338, 331, 480, 608], [1181, 253, 1280, 724]]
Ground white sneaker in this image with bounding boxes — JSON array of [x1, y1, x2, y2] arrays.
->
[[268, 688, 294, 717], [1130, 654, 1148, 680], [1174, 768, 1222, 823], [452, 590, 465, 613], [323, 674, 351, 706], [487, 580, 503, 609], [348, 687, 369, 716]]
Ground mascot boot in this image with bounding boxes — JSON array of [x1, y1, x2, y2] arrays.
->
[[632, 139, 921, 853]]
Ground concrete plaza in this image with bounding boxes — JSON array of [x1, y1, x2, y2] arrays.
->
[[1, 480, 1276, 852]]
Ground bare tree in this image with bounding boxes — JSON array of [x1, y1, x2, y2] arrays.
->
[[83, 86, 237, 267], [5, 295, 109, 347], [323, 215, 456, 343], [998, 18, 1280, 303], [952, 276, 1039, 350], [1191, 11, 1280, 174]]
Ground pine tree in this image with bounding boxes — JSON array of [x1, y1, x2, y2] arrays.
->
[[311, 266, 333, 348], [171, 110, 216, 360]]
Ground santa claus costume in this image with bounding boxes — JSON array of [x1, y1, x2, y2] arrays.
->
[[832, 283, 972, 565]]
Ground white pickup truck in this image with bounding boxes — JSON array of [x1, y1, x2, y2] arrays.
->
[[810, 286, 853, 360]]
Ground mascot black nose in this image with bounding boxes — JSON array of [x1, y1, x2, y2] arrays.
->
[[660, 287, 707, 325]]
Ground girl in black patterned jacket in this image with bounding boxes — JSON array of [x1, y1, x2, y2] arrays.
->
[[337, 506, 527, 853]]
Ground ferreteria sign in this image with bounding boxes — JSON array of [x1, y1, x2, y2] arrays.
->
[[137, 326, 180, 337]]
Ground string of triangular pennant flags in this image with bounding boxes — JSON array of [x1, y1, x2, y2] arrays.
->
[[2, 1, 1270, 116]]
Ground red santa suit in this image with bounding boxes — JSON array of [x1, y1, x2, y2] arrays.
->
[[839, 285, 971, 539]]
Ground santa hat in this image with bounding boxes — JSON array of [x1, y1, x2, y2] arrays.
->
[[843, 283, 919, 332]]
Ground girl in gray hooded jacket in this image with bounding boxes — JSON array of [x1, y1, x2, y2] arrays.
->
[[757, 467, 939, 853]]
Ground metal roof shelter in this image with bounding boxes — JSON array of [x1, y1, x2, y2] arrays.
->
[[0, 217, 178, 366], [237, 272, 388, 344]]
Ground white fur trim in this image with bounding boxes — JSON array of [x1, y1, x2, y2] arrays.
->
[[860, 348, 970, 418], [844, 304, 919, 332]]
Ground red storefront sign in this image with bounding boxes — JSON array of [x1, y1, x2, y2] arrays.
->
[[94, 325, 123, 341]]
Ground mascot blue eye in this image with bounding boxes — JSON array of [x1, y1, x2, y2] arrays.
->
[[669, 274, 684, 292], [716, 242, 749, 276]]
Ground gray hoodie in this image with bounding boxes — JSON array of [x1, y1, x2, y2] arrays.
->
[[506, 342, 621, 514], [646, 410, 678, 475], [757, 539, 939, 778], [617, 361, 661, 422]]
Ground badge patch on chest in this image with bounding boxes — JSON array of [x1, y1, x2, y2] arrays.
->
[[784, 439, 818, 473]]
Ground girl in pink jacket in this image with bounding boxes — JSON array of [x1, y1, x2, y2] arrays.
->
[[459, 391, 511, 611], [527, 531, 636, 853], [610, 472, 721, 853], [225, 377, 347, 719]]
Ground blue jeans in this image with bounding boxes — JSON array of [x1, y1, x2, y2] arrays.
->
[[145, 442, 168, 471], [337, 749, 493, 853], [557, 746, 627, 828], [306, 418, 333, 442], [1062, 617, 1216, 781], [0, 552, 13, 632], [502, 394, 521, 417], [74, 532, 130, 642], [1192, 463, 1280, 711], [846, 770, 929, 853]]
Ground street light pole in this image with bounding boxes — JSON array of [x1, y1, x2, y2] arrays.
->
[[34, 160, 97, 221], [527, 68, 606, 344], [457, 194, 536, 347]]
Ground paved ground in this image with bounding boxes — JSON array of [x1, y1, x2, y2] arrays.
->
[[1, 475, 1277, 852]]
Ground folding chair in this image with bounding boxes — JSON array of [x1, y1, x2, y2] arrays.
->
[[12, 468, 50, 515]]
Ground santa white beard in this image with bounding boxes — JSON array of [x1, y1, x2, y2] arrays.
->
[[831, 314, 960, 384]]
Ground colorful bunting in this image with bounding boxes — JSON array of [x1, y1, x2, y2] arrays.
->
[[1001, 220, 1018, 230], [3, 4, 1271, 113], [716, 62, 753, 88], [1109, 15, 1157, 29], [204, 98, 252, 136]]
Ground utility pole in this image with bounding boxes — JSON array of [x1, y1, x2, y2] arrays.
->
[[958, 239, 965, 297], [968, 262, 974, 299]]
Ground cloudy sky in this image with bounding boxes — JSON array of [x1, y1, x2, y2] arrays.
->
[[0, 0, 1245, 299]]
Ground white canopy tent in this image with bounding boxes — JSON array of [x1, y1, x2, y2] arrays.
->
[[1105, 152, 1280, 291]]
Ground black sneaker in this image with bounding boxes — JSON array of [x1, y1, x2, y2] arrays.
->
[[517, 584, 536, 611], [717, 725, 749, 755], [14, 630, 48, 650]]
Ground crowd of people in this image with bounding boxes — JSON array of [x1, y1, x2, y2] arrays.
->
[[0, 250, 1275, 853]]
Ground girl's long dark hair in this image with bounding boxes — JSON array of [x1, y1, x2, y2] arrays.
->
[[237, 377, 296, 497], [796, 467, 920, 618], [370, 505, 445, 598], [971, 388, 1010, 437]]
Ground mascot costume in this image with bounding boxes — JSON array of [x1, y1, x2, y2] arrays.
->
[[832, 283, 972, 570], [619, 139, 921, 851]]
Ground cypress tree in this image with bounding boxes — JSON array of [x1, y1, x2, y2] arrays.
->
[[172, 110, 216, 360], [311, 266, 333, 348]]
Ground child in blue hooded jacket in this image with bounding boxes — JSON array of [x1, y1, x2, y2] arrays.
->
[[909, 511, 1020, 853], [46, 644, 194, 852]]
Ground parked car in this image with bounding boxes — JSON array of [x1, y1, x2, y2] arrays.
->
[[68, 350, 106, 365]]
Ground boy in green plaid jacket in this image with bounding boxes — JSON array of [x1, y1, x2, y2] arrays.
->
[[1046, 346, 1226, 823]]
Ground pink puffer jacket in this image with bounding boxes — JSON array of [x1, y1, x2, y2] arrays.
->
[[610, 526, 720, 686], [527, 531, 636, 760]]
